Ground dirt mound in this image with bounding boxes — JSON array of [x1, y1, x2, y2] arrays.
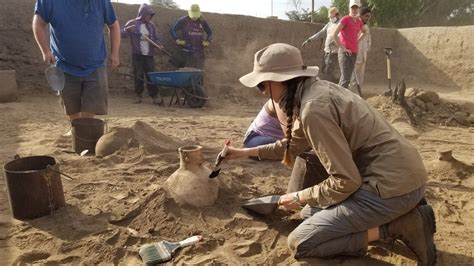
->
[[367, 90, 473, 128]]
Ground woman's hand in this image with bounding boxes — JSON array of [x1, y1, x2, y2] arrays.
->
[[278, 191, 305, 211], [223, 146, 249, 160], [344, 47, 353, 55]]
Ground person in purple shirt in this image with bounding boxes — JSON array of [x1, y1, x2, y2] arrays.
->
[[33, 0, 120, 121], [122, 4, 163, 104], [170, 4, 213, 69]]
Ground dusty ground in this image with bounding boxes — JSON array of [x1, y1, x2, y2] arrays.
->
[[0, 0, 473, 265], [0, 87, 473, 265]]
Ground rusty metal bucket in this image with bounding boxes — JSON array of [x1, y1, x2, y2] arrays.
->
[[71, 117, 104, 154], [3, 155, 66, 220]]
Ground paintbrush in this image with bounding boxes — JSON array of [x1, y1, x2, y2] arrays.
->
[[139, 235, 202, 265], [209, 139, 230, 178]]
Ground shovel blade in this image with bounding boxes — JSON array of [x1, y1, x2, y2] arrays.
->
[[242, 195, 280, 215]]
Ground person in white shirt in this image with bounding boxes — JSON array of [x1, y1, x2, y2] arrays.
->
[[302, 7, 340, 83]]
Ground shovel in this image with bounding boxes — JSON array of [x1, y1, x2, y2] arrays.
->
[[45, 65, 65, 95], [139, 235, 202, 265], [242, 195, 281, 215], [142, 34, 186, 68], [209, 139, 230, 178]]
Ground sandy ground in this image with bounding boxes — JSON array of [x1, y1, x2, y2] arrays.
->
[[0, 87, 473, 265], [0, 2, 473, 264]]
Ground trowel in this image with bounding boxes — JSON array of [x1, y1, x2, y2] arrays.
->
[[209, 139, 230, 178], [242, 195, 281, 215]]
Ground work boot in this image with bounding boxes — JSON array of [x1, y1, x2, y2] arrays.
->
[[134, 95, 142, 104], [387, 205, 437, 266]]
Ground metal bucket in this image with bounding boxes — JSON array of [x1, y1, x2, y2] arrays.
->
[[71, 118, 104, 154], [3, 155, 66, 220]]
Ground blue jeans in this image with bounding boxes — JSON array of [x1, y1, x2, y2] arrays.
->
[[243, 130, 279, 160]]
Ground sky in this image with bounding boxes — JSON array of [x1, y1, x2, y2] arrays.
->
[[116, 0, 332, 20]]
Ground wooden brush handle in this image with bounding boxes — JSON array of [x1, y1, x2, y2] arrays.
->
[[179, 235, 202, 248]]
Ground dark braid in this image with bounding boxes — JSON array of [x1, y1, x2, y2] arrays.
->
[[282, 77, 306, 167]]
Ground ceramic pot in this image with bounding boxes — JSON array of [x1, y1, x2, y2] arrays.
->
[[165, 145, 219, 207]]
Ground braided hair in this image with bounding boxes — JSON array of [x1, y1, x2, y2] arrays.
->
[[281, 76, 307, 167]]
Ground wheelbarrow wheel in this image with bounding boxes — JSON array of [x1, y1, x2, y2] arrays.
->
[[184, 84, 207, 108]]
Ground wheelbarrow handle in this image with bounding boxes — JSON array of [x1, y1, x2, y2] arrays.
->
[[142, 34, 173, 57], [122, 73, 155, 85]]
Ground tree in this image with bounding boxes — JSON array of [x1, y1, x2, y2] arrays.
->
[[330, 0, 473, 28], [149, 0, 179, 9], [285, 0, 331, 23]]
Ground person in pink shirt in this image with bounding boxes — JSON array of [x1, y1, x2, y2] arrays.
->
[[332, 0, 366, 89]]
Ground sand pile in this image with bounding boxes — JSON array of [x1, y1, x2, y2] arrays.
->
[[367, 90, 473, 128]]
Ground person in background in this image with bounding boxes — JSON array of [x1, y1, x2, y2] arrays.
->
[[170, 4, 213, 69], [243, 99, 286, 159], [224, 43, 436, 265], [349, 7, 372, 94], [302, 7, 340, 83], [332, 0, 365, 89], [32, 0, 120, 121], [122, 3, 163, 105]]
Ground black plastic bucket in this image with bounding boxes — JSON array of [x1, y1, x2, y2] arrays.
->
[[71, 118, 104, 154], [3, 156, 66, 220]]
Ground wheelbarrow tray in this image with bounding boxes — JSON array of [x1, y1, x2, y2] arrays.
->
[[146, 69, 203, 88]]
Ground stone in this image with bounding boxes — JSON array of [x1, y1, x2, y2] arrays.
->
[[0, 69, 18, 102], [468, 114, 474, 124], [454, 112, 470, 126], [415, 91, 440, 105], [414, 98, 427, 111], [425, 102, 435, 112]]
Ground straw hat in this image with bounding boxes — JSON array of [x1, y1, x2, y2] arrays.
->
[[239, 43, 319, 88]]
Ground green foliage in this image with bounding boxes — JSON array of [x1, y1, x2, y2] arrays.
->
[[329, 0, 473, 27], [285, 1, 331, 23], [148, 0, 179, 9]]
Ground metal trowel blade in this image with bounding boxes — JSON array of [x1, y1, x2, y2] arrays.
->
[[242, 195, 281, 215]]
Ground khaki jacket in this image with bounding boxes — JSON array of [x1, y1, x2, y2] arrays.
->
[[258, 79, 427, 208]]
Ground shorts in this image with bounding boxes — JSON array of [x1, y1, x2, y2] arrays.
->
[[61, 67, 108, 115]]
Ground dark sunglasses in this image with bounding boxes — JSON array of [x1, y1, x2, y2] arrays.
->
[[256, 82, 265, 92]]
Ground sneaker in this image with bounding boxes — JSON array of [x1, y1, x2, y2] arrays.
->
[[134, 95, 142, 104], [388, 205, 437, 265]]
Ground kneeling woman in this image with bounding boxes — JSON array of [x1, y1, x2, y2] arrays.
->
[[225, 43, 436, 265]]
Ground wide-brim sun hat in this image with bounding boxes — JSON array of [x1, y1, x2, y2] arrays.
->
[[239, 43, 319, 88], [188, 4, 201, 19]]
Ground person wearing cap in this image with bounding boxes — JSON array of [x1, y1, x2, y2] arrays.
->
[[32, 0, 120, 121], [332, 0, 366, 89], [302, 7, 340, 83], [349, 7, 372, 94], [122, 3, 163, 104], [224, 43, 436, 264], [170, 4, 213, 69]]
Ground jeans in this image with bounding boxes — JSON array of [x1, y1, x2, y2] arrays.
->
[[243, 130, 279, 160], [338, 50, 358, 89], [132, 54, 158, 97]]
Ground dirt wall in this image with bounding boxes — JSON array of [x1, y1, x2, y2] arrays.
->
[[0, 0, 472, 101]]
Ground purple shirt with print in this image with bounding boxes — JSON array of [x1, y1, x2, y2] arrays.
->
[[170, 16, 213, 53]]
